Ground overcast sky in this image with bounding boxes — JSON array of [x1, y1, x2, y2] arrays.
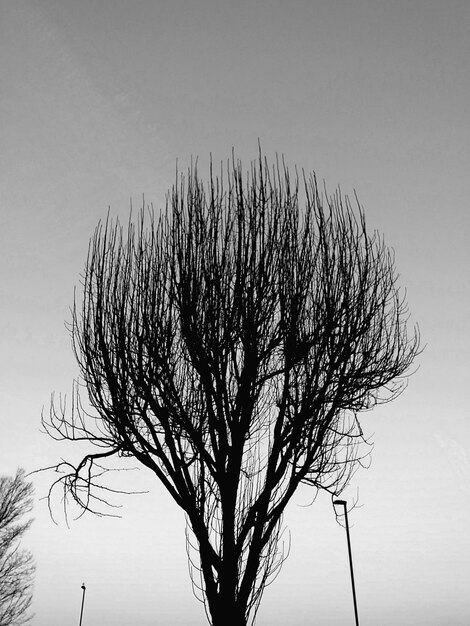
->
[[1, 1, 469, 624]]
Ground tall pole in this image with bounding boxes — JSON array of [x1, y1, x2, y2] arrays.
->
[[334, 500, 359, 626], [79, 583, 86, 626]]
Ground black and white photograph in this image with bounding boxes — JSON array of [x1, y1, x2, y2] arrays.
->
[[1, 1, 469, 624]]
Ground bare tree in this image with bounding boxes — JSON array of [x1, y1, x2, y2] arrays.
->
[[43, 152, 420, 625], [0, 469, 34, 626]]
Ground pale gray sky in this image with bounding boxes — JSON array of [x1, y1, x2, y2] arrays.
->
[[1, 1, 469, 624]]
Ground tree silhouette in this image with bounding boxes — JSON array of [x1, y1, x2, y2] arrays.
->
[[0, 469, 34, 626], [43, 152, 420, 625]]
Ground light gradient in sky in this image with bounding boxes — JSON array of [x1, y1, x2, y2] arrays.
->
[[1, 1, 469, 624]]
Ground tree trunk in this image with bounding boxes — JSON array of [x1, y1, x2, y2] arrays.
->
[[210, 595, 246, 626]]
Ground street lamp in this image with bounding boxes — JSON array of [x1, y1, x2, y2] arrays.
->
[[333, 500, 359, 626], [78, 583, 86, 626]]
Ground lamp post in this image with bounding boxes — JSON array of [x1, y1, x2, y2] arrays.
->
[[78, 583, 86, 626], [333, 500, 359, 626]]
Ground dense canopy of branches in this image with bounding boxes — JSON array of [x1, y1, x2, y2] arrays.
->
[[44, 153, 420, 625], [0, 469, 34, 626]]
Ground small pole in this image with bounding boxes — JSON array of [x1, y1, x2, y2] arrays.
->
[[333, 500, 359, 626], [79, 583, 86, 626]]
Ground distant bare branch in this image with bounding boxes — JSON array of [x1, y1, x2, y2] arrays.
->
[[0, 469, 35, 626]]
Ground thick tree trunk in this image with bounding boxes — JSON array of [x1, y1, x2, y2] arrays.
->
[[210, 595, 246, 626], [209, 552, 247, 625]]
